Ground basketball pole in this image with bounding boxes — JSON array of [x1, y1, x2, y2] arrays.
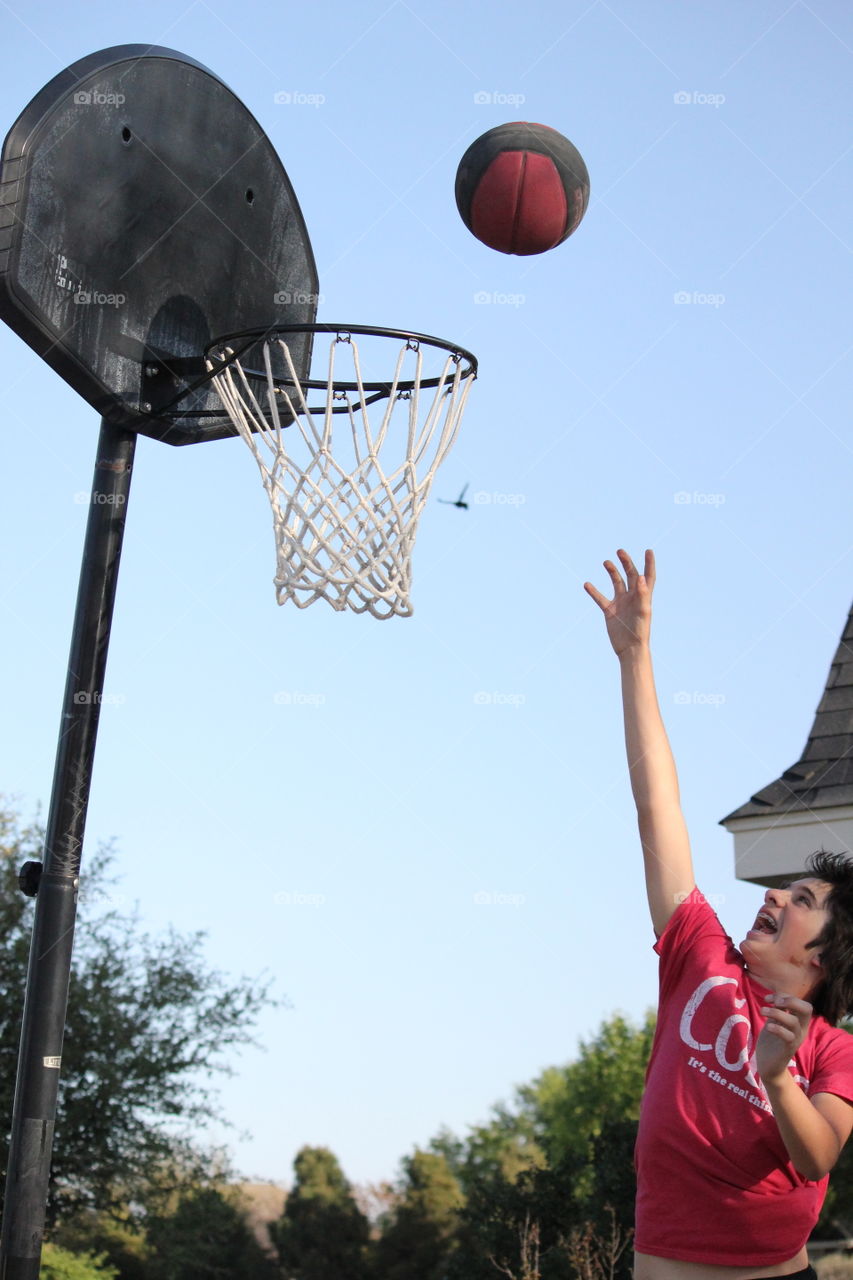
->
[[0, 419, 137, 1280]]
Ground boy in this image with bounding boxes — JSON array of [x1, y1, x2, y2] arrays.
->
[[585, 549, 853, 1280]]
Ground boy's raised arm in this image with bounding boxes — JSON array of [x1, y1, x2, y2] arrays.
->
[[585, 549, 696, 936]]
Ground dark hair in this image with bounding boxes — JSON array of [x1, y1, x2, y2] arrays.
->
[[804, 850, 853, 1025]]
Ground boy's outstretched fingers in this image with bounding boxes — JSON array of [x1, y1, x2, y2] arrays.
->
[[583, 549, 655, 611], [583, 571, 614, 612], [617, 547, 655, 590], [585, 549, 656, 655], [605, 557, 628, 595], [584, 557, 629, 610], [617, 548, 637, 582]]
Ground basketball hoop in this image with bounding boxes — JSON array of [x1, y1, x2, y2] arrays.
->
[[205, 324, 477, 619]]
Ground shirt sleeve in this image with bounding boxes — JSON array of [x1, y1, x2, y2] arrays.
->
[[654, 889, 732, 959], [653, 889, 739, 1005]]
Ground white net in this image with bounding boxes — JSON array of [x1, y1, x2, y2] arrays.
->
[[208, 329, 476, 619]]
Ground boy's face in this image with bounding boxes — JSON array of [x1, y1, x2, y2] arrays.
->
[[739, 877, 831, 998]]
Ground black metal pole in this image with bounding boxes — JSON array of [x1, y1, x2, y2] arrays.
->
[[0, 419, 137, 1280]]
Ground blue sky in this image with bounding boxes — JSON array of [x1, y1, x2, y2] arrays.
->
[[1, 0, 852, 1194]]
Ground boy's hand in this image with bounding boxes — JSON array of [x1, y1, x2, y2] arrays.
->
[[756, 994, 813, 1085], [584, 549, 655, 657], [757, 994, 853, 1180]]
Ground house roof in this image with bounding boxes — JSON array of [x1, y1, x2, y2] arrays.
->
[[721, 601, 853, 824]]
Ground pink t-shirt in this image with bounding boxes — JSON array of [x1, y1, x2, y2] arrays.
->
[[634, 890, 853, 1267]]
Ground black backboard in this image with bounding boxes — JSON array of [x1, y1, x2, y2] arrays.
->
[[0, 45, 318, 444]]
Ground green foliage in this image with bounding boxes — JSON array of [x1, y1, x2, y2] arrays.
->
[[50, 1210, 149, 1280], [446, 1159, 580, 1280], [583, 1118, 638, 1242], [40, 1243, 118, 1280], [420, 1012, 653, 1280], [562, 1205, 634, 1280], [145, 1185, 279, 1280], [431, 1107, 546, 1195], [520, 1011, 655, 1174], [373, 1149, 464, 1280], [0, 801, 279, 1224], [273, 1146, 370, 1280]]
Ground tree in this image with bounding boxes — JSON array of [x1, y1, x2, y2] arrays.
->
[[430, 1013, 653, 1204], [563, 1206, 633, 1280], [522, 1011, 652, 1267], [431, 1107, 545, 1195], [39, 1243, 118, 1280], [582, 1118, 638, 1246], [144, 1185, 280, 1280], [373, 1149, 464, 1280], [520, 1011, 655, 1177], [273, 1146, 371, 1280], [446, 1159, 580, 1280], [429, 1011, 654, 1280], [490, 1213, 541, 1280], [0, 801, 279, 1224], [50, 1209, 148, 1280]]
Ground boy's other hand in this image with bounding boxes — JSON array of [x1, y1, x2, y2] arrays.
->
[[756, 994, 813, 1085], [584, 548, 655, 658]]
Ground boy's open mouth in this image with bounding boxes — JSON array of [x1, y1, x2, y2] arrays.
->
[[751, 909, 778, 936]]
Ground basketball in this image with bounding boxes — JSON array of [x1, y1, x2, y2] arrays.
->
[[455, 121, 590, 256]]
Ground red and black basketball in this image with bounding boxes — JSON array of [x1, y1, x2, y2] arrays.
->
[[455, 122, 590, 256]]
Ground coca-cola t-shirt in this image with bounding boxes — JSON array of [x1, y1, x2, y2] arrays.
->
[[634, 890, 853, 1266]]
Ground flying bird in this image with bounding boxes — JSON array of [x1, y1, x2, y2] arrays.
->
[[438, 483, 469, 510]]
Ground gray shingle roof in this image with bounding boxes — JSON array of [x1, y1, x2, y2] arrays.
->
[[721, 603, 853, 822]]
